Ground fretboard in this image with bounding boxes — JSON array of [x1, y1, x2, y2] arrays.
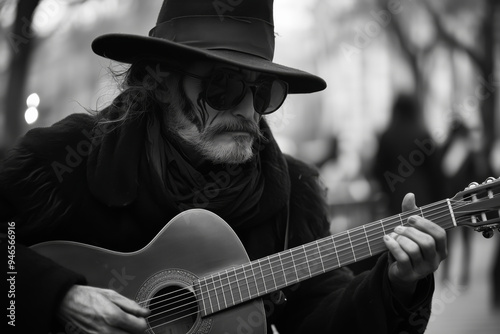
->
[[197, 199, 456, 316]]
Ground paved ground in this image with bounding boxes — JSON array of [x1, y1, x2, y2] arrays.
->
[[425, 231, 500, 334]]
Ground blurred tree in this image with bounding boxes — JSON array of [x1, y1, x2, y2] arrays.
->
[[3, 0, 41, 152], [2, 0, 88, 154], [379, 0, 499, 159]]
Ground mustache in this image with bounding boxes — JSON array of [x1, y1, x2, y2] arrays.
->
[[205, 119, 266, 141]]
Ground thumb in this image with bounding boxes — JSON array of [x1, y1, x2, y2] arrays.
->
[[106, 290, 150, 317], [401, 193, 418, 212]]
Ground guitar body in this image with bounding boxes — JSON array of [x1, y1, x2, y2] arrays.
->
[[30, 177, 500, 334], [32, 209, 266, 334]]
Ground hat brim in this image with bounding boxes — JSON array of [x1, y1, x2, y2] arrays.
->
[[91, 34, 326, 94]]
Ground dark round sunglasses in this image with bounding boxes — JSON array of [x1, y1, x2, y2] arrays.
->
[[183, 68, 289, 115]]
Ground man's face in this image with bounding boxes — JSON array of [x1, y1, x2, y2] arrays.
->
[[167, 62, 265, 165]]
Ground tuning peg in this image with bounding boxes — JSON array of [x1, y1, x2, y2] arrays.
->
[[482, 229, 495, 239], [485, 177, 497, 183], [467, 182, 479, 190]]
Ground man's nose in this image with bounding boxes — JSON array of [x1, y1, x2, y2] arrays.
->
[[231, 89, 256, 120]]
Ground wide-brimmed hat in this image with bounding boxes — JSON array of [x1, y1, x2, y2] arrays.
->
[[91, 0, 326, 94]]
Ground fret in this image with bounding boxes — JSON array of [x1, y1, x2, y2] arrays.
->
[[288, 249, 298, 283], [260, 257, 275, 292], [234, 266, 248, 302], [379, 220, 387, 236], [351, 228, 372, 262], [446, 199, 457, 227], [333, 233, 354, 267], [287, 249, 298, 283], [398, 213, 404, 225], [204, 275, 215, 314], [269, 256, 278, 290], [229, 267, 242, 304], [210, 274, 221, 313], [302, 245, 312, 278], [278, 253, 288, 286], [330, 235, 341, 267], [198, 278, 209, 317], [305, 242, 324, 276], [362, 225, 372, 257], [256, 258, 268, 294], [277, 251, 293, 284], [366, 222, 386, 254], [249, 262, 260, 297], [243, 264, 258, 299], [223, 269, 235, 307], [314, 241, 326, 273], [216, 271, 228, 310], [318, 237, 339, 270], [242, 265, 250, 299], [270, 254, 287, 288], [346, 230, 356, 262], [371, 224, 387, 254]]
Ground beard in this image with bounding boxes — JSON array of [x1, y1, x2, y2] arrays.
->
[[165, 93, 267, 165], [195, 118, 265, 164]]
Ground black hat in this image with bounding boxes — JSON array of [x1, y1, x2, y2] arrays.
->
[[91, 0, 326, 94]]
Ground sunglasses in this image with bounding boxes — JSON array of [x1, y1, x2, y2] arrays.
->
[[183, 68, 289, 115]]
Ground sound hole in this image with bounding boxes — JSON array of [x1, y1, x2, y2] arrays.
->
[[148, 285, 198, 334]]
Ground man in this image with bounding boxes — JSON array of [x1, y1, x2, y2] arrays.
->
[[1, 0, 447, 333]]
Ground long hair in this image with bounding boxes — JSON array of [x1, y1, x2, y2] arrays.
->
[[93, 59, 182, 134]]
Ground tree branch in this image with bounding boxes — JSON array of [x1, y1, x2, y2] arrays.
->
[[420, 0, 484, 66]]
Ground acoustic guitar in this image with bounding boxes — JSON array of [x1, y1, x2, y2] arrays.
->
[[32, 177, 500, 334]]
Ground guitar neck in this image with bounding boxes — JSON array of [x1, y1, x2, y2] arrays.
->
[[197, 199, 456, 316]]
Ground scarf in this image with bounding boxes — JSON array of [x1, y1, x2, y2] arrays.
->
[[145, 114, 265, 226], [87, 108, 290, 230]]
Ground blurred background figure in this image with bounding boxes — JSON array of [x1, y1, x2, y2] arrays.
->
[[360, 93, 441, 274], [373, 93, 441, 216], [438, 117, 492, 288]]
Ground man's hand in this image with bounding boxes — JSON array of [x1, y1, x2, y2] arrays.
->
[[383, 193, 448, 304], [57, 285, 150, 334]]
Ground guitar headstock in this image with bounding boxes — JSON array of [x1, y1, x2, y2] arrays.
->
[[451, 177, 500, 238]]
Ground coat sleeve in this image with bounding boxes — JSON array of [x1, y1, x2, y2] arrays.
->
[[1, 114, 92, 333], [273, 156, 434, 334]]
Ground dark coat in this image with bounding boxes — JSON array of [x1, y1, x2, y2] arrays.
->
[[1, 113, 434, 334]]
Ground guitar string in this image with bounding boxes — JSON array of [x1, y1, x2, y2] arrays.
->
[[139, 189, 499, 320], [144, 196, 496, 330], [139, 198, 453, 311], [139, 192, 494, 315], [146, 225, 423, 321], [139, 197, 454, 310], [141, 193, 493, 321], [139, 193, 492, 324], [140, 195, 464, 311], [143, 196, 485, 329]]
